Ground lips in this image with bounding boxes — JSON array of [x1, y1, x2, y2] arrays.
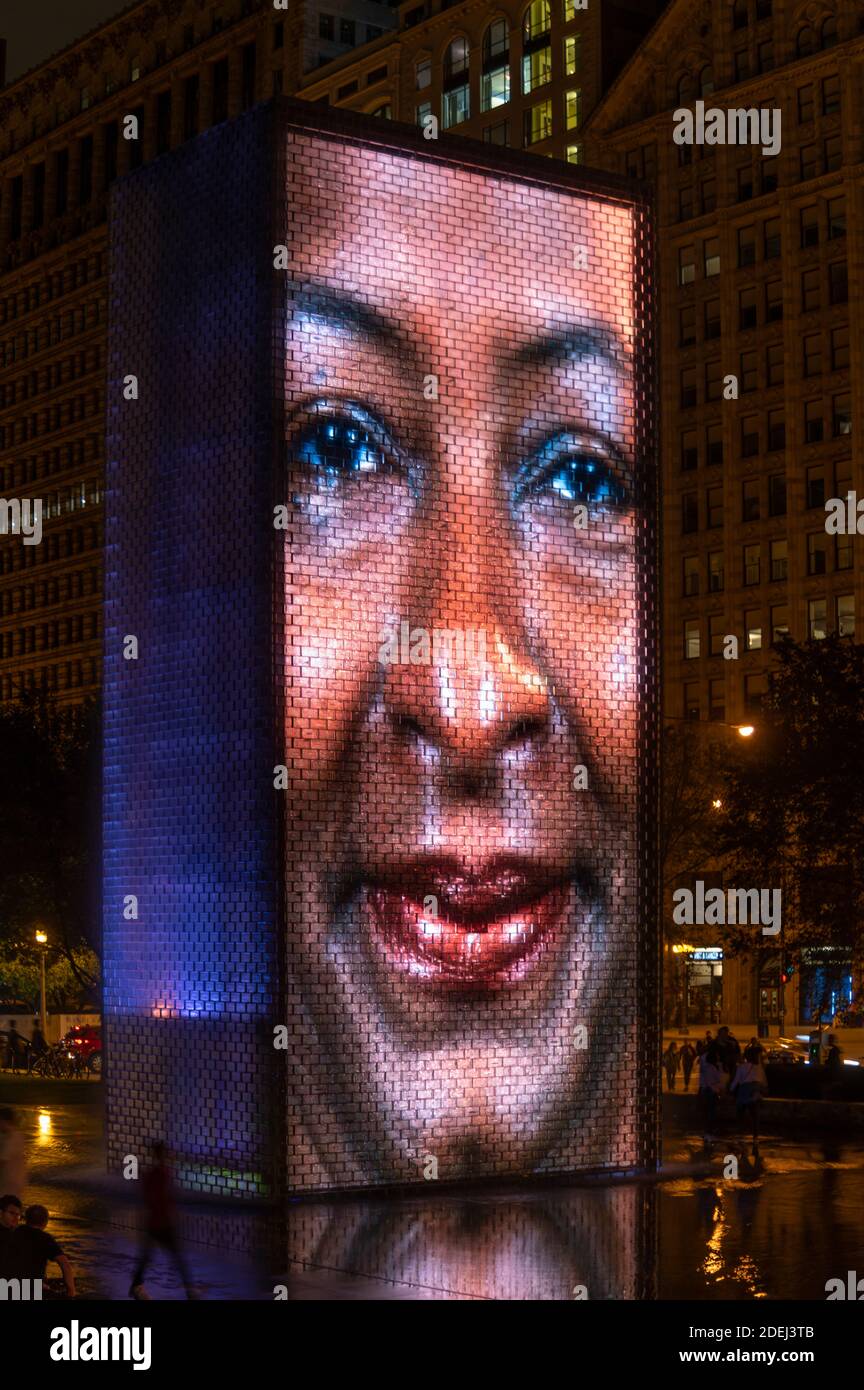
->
[[364, 860, 570, 988]]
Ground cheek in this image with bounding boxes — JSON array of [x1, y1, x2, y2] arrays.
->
[[284, 560, 398, 792]]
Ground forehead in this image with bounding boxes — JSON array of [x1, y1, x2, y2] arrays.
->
[[285, 133, 635, 346]]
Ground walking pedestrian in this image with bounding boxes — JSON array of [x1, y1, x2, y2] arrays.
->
[[5, 1021, 23, 1073], [695, 1030, 713, 1059], [680, 1041, 696, 1091], [730, 1044, 767, 1153], [129, 1141, 197, 1300], [698, 1044, 724, 1143], [28, 1021, 47, 1072], [662, 1039, 680, 1091], [0, 1109, 26, 1199]]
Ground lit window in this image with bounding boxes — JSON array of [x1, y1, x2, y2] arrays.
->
[[523, 47, 551, 93], [564, 34, 581, 75], [565, 88, 581, 130], [522, 99, 552, 145], [442, 84, 470, 128], [566, 143, 582, 164], [524, 0, 552, 41]]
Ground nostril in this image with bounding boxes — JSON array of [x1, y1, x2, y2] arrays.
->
[[507, 715, 546, 748], [392, 711, 426, 742]]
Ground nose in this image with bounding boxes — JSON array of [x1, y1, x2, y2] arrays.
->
[[380, 522, 551, 769]]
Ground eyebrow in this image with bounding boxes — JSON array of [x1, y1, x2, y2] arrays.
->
[[510, 323, 628, 375], [289, 282, 410, 356], [290, 281, 627, 376]]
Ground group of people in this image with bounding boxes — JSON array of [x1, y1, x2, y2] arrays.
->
[[2, 1020, 48, 1073], [0, 1106, 75, 1296], [0, 1103, 195, 1299], [663, 1027, 769, 1151]]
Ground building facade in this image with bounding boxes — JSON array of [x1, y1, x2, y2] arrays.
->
[[0, 0, 395, 705], [298, 0, 668, 161], [584, 0, 864, 1027]]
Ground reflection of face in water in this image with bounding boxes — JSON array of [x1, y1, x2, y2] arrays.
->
[[286, 1185, 650, 1300], [284, 136, 642, 1189]]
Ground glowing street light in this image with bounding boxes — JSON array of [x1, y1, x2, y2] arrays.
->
[[34, 929, 48, 1039], [736, 724, 755, 738]]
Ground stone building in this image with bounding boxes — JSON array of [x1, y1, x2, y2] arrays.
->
[[0, 0, 396, 705]]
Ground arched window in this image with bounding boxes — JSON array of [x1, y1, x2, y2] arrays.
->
[[523, 0, 551, 42], [483, 17, 509, 64], [820, 15, 838, 48], [415, 56, 431, 89], [796, 24, 815, 55], [481, 19, 510, 111], [443, 36, 469, 80], [732, 0, 748, 29], [700, 64, 715, 97], [442, 37, 470, 128], [677, 72, 695, 104]]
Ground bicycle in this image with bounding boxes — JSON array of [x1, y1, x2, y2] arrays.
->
[[30, 1043, 72, 1079]]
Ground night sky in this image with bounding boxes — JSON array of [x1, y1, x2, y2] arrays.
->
[[4, 0, 131, 84]]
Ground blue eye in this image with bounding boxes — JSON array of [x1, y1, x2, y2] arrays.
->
[[513, 436, 630, 513], [290, 406, 399, 489]]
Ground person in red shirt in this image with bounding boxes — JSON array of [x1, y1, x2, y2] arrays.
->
[[129, 1142, 196, 1299]]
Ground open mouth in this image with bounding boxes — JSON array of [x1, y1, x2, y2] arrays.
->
[[364, 863, 571, 988]]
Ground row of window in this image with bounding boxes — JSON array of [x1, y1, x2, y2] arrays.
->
[[0, 389, 102, 450], [0, 524, 99, 574], [0, 659, 98, 701], [0, 611, 99, 656], [1, 298, 106, 368], [680, 392, 849, 473], [0, 254, 104, 325], [674, 5, 840, 102], [0, 346, 102, 412], [678, 225, 847, 285], [681, 461, 852, 534], [318, 14, 384, 46], [0, 567, 99, 615], [683, 672, 769, 721], [2, 46, 261, 245], [683, 532, 853, 600], [0, 438, 100, 491], [684, 595, 855, 667], [679, 359, 850, 423]]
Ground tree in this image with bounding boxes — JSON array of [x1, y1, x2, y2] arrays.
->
[[716, 636, 864, 999], [0, 692, 100, 993]]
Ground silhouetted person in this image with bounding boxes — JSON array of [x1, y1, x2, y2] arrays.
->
[[0, 1109, 26, 1198], [5, 1022, 22, 1073], [28, 1023, 47, 1071], [129, 1142, 196, 1300], [15, 1204, 76, 1298], [663, 1040, 680, 1091], [730, 1043, 767, 1152], [680, 1041, 696, 1091], [698, 1044, 724, 1143], [0, 1195, 23, 1277]]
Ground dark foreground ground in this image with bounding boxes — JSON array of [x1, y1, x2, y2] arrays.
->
[[3, 1076, 864, 1300]]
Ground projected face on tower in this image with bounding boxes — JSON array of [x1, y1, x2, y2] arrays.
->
[[283, 135, 642, 1189]]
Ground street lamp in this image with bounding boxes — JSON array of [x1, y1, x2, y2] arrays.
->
[[34, 930, 48, 1039]]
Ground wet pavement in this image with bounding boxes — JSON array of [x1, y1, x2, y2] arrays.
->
[[5, 1078, 864, 1300]]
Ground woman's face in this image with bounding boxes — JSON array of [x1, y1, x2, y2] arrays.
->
[[284, 136, 641, 1189]]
